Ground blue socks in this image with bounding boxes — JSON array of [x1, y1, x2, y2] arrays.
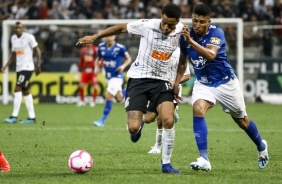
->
[[193, 117, 208, 161], [244, 120, 265, 151], [122, 88, 127, 99], [100, 100, 113, 122]]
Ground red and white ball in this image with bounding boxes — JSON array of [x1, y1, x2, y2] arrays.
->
[[68, 150, 93, 174]]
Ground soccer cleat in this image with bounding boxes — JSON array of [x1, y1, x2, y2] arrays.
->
[[4, 116, 17, 123], [258, 140, 269, 169], [77, 101, 86, 107], [89, 102, 96, 107], [162, 163, 181, 174], [20, 118, 36, 124], [130, 121, 144, 143], [148, 146, 161, 154], [0, 152, 10, 172], [93, 120, 105, 127], [190, 157, 212, 172]]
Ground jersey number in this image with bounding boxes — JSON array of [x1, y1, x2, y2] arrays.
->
[[165, 82, 172, 90], [18, 75, 25, 83]]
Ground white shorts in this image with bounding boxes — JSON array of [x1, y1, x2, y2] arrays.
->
[[192, 78, 247, 118], [107, 78, 123, 96]]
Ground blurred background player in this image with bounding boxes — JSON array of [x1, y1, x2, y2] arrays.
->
[[2, 22, 41, 124], [77, 43, 99, 107], [0, 151, 10, 172], [93, 35, 132, 127], [145, 47, 191, 154]]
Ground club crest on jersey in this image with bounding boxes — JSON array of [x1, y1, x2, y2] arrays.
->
[[170, 35, 178, 46], [210, 37, 220, 45]]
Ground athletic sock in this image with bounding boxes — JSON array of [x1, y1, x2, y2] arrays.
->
[[12, 91, 22, 117], [122, 88, 126, 99], [162, 126, 175, 164], [193, 116, 209, 161], [79, 88, 84, 102], [100, 100, 112, 122], [24, 94, 35, 119], [92, 88, 97, 102], [155, 128, 163, 147], [244, 120, 265, 151]]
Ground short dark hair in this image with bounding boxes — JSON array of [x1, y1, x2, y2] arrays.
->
[[193, 3, 211, 17], [162, 4, 182, 19]]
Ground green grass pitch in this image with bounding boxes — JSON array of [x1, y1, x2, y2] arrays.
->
[[0, 103, 281, 184]]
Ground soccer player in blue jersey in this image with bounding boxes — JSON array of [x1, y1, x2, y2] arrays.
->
[[93, 35, 132, 127], [174, 3, 269, 171]]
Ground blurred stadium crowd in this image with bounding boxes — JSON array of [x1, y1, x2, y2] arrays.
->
[[1, 0, 282, 71]]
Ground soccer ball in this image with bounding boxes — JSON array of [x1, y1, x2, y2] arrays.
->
[[68, 150, 93, 174]]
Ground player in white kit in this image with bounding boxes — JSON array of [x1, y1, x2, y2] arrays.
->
[[77, 4, 183, 174], [2, 22, 41, 124], [145, 47, 190, 154]]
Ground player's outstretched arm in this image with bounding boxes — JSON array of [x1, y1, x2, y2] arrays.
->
[[1, 52, 16, 72], [76, 24, 128, 46]]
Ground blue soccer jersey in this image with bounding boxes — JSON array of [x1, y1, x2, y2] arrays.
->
[[98, 42, 128, 80], [180, 24, 236, 87]]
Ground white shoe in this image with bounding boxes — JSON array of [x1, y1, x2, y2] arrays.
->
[[90, 102, 96, 107], [77, 101, 86, 107], [148, 146, 161, 154], [190, 157, 211, 172], [258, 140, 269, 169]]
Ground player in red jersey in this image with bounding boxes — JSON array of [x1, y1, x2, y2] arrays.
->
[[77, 44, 99, 107]]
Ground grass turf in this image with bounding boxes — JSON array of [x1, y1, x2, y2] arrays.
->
[[0, 103, 281, 184]]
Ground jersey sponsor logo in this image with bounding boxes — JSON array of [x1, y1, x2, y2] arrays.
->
[[210, 37, 221, 45], [191, 56, 207, 69], [15, 50, 25, 55], [141, 19, 148, 22], [104, 60, 116, 68], [151, 50, 172, 61]]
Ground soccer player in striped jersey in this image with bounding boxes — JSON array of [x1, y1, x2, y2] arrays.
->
[[77, 44, 99, 107], [77, 4, 183, 174], [2, 22, 41, 124], [146, 47, 191, 154], [93, 35, 132, 127], [174, 3, 269, 171]]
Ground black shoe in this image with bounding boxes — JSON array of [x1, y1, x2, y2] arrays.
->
[[130, 121, 144, 143]]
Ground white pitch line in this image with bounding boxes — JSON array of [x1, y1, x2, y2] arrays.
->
[[1, 127, 281, 132]]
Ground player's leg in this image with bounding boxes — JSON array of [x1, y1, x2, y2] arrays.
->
[[173, 84, 182, 123], [4, 72, 24, 123], [215, 79, 269, 169], [77, 72, 86, 107], [125, 78, 149, 143], [148, 115, 162, 154], [0, 151, 10, 172], [19, 71, 36, 124], [190, 80, 214, 172], [157, 97, 180, 174], [93, 92, 113, 127], [90, 73, 98, 107]]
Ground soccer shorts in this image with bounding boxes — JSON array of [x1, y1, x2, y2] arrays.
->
[[125, 78, 174, 113], [80, 72, 98, 85], [107, 77, 123, 96], [147, 84, 181, 113], [16, 70, 33, 90], [192, 78, 247, 118]]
